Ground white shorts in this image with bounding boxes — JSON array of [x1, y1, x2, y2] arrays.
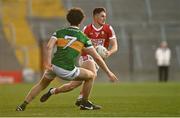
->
[[43, 65, 80, 81], [79, 55, 99, 72]]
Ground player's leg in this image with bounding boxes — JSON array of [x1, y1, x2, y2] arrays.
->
[[42, 62, 96, 96], [40, 59, 97, 102], [70, 67, 101, 110], [75, 60, 97, 105], [74, 65, 102, 110], [16, 70, 55, 111], [40, 66, 94, 101], [74, 60, 101, 110], [76, 55, 101, 109], [40, 81, 82, 102], [25, 76, 53, 103], [53, 81, 83, 93], [75, 67, 96, 100], [40, 67, 94, 102], [40, 66, 101, 110]]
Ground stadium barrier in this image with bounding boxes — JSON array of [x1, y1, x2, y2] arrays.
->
[[0, 71, 22, 84]]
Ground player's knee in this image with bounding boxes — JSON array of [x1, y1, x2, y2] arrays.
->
[[89, 71, 96, 80]]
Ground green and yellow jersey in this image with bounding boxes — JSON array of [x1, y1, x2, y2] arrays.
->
[[51, 26, 93, 70]]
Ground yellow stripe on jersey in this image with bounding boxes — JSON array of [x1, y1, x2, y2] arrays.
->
[[56, 38, 84, 52]]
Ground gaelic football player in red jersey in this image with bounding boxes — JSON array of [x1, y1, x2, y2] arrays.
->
[[76, 7, 118, 107], [82, 7, 117, 55]]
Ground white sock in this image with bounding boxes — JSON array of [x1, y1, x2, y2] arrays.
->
[[50, 88, 56, 94], [77, 94, 83, 100]]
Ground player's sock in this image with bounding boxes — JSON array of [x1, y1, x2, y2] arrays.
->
[[16, 101, 28, 111], [75, 94, 83, 106], [77, 94, 83, 99], [40, 88, 53, 102], [50, 88, 56, 94]]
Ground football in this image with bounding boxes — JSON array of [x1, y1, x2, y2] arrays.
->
[[96, 45, 108, 58]]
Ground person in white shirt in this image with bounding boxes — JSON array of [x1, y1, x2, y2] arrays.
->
[[155, 41, 171, 82]]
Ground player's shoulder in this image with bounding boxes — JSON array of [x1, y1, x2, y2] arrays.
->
[[52, 27, 65, 37], [103, 24, 115, 34], [103, 24, 113, 30], [83, 24, 92, 30], [54, 27, 67, 33], [78, 29, 88, 38]]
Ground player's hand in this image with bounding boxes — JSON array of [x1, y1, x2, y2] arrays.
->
[[104, 50, 111, 59], [45, 63, 52, 71], [107, 71, 118, 82]]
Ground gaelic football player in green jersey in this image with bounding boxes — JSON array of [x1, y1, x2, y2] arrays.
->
[[16, 8, 118, 111]]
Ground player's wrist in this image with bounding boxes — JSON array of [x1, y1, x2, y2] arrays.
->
[[108, 50, 113, 56]]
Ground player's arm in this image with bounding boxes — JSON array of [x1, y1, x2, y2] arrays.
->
[[46, 37, 56, 70], [106, 26, 118, 58], [107, 38, 118, 57], [83, 47, 118, 82]]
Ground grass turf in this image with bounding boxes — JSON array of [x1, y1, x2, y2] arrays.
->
[[0, 82, 180, 117]]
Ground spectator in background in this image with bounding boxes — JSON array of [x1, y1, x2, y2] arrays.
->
[[155, 41, 171, 82]]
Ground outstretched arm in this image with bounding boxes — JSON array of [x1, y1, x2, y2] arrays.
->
[[84, 47, 118, 82], [106, 38, 118, 58]]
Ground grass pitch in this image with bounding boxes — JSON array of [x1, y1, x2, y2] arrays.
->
[[0, 82, 180, 117]]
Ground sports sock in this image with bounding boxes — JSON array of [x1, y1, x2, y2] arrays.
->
[[50, 88, 56, 94], [77, 94, 83, 100]]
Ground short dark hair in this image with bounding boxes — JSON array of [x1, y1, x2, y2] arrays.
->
[[66, 8, 85, 26], [93, 7, 106, 16]]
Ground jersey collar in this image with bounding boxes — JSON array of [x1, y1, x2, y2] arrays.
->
[[69, 26, 80, 29], [92, 24, 103, 31]]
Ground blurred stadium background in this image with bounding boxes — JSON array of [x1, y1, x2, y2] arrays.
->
[[0, 0, 180, 117], [0, 0, 180, 84]]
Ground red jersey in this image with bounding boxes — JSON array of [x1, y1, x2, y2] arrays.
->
[[82, 24, 116, 56], [83, 24, 116, 48]]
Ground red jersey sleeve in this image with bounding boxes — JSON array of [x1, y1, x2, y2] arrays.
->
[[103, 24, 116, 40], [109, 25, 116, 40]]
